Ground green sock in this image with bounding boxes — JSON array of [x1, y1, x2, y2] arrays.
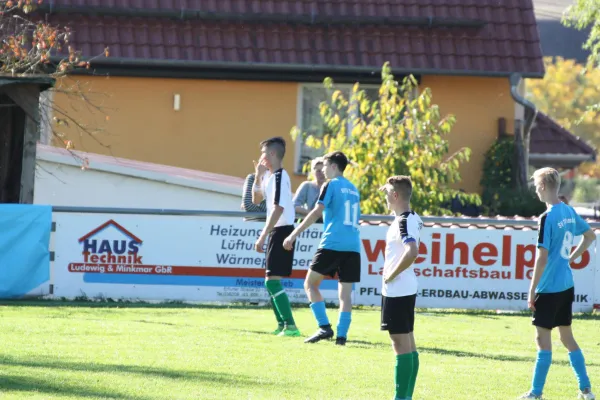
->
[[271, 300, 284, 327], [265, 281, 284, 327], [407, 351, 419, 398], [265, 280, 296, 327], [395, 353, 413, 399]]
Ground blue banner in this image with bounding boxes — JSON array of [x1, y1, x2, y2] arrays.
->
[[0, 204, 52, 298]]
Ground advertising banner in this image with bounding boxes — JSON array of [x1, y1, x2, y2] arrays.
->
[[356, 226, 596, 312], [0, 204, 52, 298], [52, 213, 597, 312], [52, 214, 339, 303]]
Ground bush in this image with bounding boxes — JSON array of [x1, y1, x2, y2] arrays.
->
[[481, 137, 546, 217]]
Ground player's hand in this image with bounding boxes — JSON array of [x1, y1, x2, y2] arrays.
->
[[255, 235, 266, 253], [527, 292, 536, 311], [282, 235, 296, 251], [383, 273, 394, 284], [253, 156, 268, 177]]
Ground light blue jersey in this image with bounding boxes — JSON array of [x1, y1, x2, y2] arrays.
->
[[317, 176, 361, 252], [536, 202, 591, 293]]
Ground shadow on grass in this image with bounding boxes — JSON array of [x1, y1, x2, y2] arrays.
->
[[0, 373, 150, 399], [347, 341, 600, 367], [235, 329, 276, 336], [0, 355, 279, 389]]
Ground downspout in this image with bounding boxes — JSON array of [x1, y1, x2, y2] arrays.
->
[[509, 73, 538, 189]]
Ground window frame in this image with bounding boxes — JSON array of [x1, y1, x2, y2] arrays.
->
[[293, 82, 382, 175]]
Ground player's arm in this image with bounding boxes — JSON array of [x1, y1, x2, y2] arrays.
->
[[251, 177, 265, 205], [251, 158, 268, 205], [569, 214, 596, 263], [255, 171, 285, 252], [259, 171, 285, 236], [283, 182, 331, 249], [570, 230, 596, 262], [261, 205, 284, 236], [529, 247, 548, 299], [529, 214, 551, 309], [385, 217, 419, 283], [289, 204, 324, 237], [384, 241, 419, 283], [242, 174, 265, 212]]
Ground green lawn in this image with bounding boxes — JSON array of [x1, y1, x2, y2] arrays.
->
[[0, 301, 598, 400]]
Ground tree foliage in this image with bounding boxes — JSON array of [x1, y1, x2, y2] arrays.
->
[[480, 137, 546, 217], [291, 62, 480, 216], [563, 0, 600, 71], [525, 57, 600, 177], [0, 1, 109, 75], [1, 0, 110, 160]]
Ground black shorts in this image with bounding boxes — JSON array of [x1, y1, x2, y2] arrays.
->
[[265, 225, 295, 277], [532, 287, 575, 329], [381, 294, 417, 334], [309, 248, 361, 283]]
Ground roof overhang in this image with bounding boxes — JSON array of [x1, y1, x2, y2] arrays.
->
[[61, 57, 543, 82], [0, 75, 55, 92], [529, 153, 596, 168]]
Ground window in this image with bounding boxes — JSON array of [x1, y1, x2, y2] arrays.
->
[[294, 83, 380, 174]]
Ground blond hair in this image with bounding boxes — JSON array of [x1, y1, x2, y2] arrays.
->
[[532, 167, 561, 190]]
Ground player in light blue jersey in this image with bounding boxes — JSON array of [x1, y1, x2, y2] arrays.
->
[[283, 151, 361, 346], [519, 168, 596, 400]]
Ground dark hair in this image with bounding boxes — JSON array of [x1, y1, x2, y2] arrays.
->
[[323, 151, 349, 172], [387, 175, 413, 200], [259, 136, 286, 160]]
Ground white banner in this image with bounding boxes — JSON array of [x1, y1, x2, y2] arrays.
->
[[52, 215, 339, 304], [357, 226, 596, 312], [595, 233, 600, 310], [51, 214, 598, 312]]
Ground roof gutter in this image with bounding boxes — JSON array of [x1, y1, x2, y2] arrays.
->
[[55, 57, 545, 79], [35, 5, 487, 28], [510, 73, 538, 132], [510, 73, 539, 187], [529, 153, 596, 163]]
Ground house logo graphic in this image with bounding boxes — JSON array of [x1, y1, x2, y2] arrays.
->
[[66, 220, 334, 292], [68, 220, 172, 275], [79, 220, 143, 265]]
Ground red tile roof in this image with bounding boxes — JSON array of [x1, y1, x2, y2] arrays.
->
[[35, 0, 545, 78], [360, 215, 600, 230], [530, 112, 596, 157]]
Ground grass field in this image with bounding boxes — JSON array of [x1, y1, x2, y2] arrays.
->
[[0, 301, 598, 400]]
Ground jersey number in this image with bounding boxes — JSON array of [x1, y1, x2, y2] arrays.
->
[[560, 231, 574, 260], [343, 201, 359, 228]]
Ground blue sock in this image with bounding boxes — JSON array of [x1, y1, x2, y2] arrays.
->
[[309, 301, 329, 327], [531, 350, 552, 396], [336, 311, 352, 338], [569, 349, 591, 391]]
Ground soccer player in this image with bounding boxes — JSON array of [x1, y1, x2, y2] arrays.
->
[[379, 176, 423, 400], [282, 151, 361, 346], [252, 137, 300, 337], [519, 168, 596, 400]]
